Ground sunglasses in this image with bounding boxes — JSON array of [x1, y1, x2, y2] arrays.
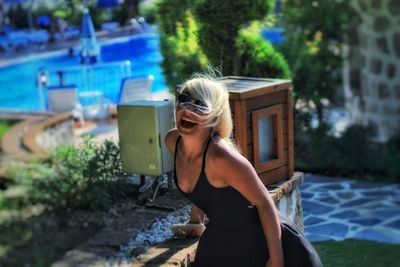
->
[[176, 92, 209, 114]]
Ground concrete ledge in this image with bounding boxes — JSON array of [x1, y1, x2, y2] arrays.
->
[[1, 116, 45, 155], [269, 171, 304, 202], [23, 113, 74, 154], [133, 238, 198, 267], [1, 113, 75, 161]]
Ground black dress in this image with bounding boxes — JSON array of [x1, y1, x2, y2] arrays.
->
[[174, 136, 323, 267]]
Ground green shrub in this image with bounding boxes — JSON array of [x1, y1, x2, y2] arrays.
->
[[157, 0, 208, 88], [5, 162, 56, 209], [193, 0, 274, 75], [159, 10, 208, 88], [156, 0, 289, 88], [83, 140, 128, 210], [5, 138, 129, 212], [276, 0, 358, 124], [295, 124, 400, 182], [236, 30, 291, 79]]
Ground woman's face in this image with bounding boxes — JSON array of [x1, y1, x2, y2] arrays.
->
[[175, 91, 210, 136]]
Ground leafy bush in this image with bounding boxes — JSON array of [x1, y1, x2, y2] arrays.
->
[[156, 0, 289, 88], [275, 0, 358, 123], [5, 137, 129, 211], [236, 29, 291, 79], [161, 11, 208, 88], [83, 139, 128, 210], [295, 124, 400, 183], [156, 0, 207, 88], [193, 0, 275, 75]]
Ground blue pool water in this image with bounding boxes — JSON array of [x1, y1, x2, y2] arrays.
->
[[0, 33, 167, 111]]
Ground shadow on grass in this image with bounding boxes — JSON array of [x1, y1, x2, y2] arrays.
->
[[313, 239, 400, 267], [0, 210, 102, 267]]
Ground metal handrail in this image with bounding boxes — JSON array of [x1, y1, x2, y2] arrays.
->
[[37, 60, 132, 110]]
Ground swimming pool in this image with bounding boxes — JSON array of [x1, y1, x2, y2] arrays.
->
[[0, 33, 167, 111]]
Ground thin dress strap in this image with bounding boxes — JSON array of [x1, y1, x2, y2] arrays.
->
[[174, 135, 181, 164], [174, 135, 212, 170], [201, 136, 213, 171]]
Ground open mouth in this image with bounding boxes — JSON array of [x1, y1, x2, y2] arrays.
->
[[181, 118, 197, 129]]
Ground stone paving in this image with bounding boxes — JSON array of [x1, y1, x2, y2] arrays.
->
[[300, 173, 400, 244]]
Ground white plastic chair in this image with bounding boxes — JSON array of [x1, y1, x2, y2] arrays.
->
[[118, 74, 154, 104], [47, 85, 85, 125]]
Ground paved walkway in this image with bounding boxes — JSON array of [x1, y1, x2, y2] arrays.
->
[[301, 173, 400, 244]]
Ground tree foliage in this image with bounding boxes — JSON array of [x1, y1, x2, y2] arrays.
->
[[156, 0, 289, 88], [193, 0, 274, 75], [236, 28, 290, 79], [276, 0, 358, 122]]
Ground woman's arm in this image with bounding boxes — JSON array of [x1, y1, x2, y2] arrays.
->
[[187, 203, 205, 237], [165, 129, 205, 237], [209, 143, 284, 267], [190, 203, 205, 224]]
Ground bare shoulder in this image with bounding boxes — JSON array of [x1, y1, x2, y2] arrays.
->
[[207, 138, 262, 191], [208, 138, 253, 176], [165, 128, 179, 153]]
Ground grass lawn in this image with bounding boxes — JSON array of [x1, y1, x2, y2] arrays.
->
[[313, 239, 400, 267]]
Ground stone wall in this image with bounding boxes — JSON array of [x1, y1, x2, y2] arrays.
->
[[276, 186, 304, 231], [343, 0, 400, 142], [270, 172, 304, 231]]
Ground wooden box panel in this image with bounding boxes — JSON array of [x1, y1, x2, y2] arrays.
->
[[220, 76, 293, 185]]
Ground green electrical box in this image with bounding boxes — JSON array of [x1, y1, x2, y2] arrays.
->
[[117, 100, 175, 176]]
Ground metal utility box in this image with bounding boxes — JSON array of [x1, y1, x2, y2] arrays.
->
[[218, 76, 294, 186], [117, 100, 175, 176]]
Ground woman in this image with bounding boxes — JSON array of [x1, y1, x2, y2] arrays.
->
[[165, 76, 322, 267]]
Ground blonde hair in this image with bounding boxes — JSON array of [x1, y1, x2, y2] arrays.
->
[[180, 74, 237, 149]]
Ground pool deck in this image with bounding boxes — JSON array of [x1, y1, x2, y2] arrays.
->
[[75, 89, 173, 143]]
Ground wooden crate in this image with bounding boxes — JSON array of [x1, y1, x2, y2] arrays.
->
[[218, 76, 294, 185]]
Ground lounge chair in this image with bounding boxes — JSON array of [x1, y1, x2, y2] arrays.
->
[[27, 30, 50, 45], [47, 85, 85, 125], [0, 36, 10, 51], [8, 31, 29, 49], [118, 74, 154, 104], [101, 21, 119, 31]]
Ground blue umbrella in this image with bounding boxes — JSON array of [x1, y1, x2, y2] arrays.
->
[[97, 0, 120, 8], [36, 15, 51, 26], [81, 9, 96, 38], [80, 8, 100, 64]]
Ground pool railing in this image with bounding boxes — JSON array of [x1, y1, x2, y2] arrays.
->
[[37, 60, 132, 110]]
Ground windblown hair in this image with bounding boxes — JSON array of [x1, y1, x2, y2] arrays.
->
[[180, 74, 237, 149]]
